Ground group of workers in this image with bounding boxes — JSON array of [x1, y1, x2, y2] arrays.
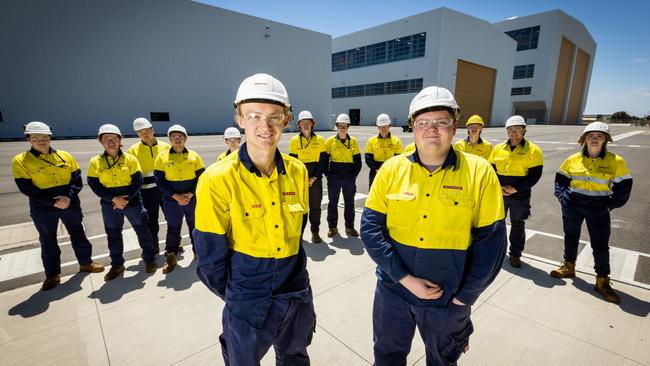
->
[[12, 72, 632, 366]]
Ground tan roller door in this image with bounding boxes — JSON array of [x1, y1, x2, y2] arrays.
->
[[550, 37, 575, 124], [565, 48, 590, 124], [454, 59, 496, 126]]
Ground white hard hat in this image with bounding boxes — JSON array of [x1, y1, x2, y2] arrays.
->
[[167, 124, 187, 136], [234, 73, 291, 111], [408, 86, 460, 122], [335, 114, 351, 124], [98, 124, 122, 137], [132, 117, 152, 132], [505, 115, 526, 128], [298, 110, 314, 122], [24, 121, 52, 135], [376, 113, 391, 126], [583, 121, 609, 135], [224, 127, 242, 139]]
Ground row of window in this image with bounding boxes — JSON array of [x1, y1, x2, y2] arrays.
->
[[332, 78, 423, 99], [511, 87, 532, 95], [505, 25, 540, 51], [332, 33, 426, 72], [513, 64, 535, 79]]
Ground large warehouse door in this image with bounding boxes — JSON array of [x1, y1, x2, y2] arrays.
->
[[549, 37, 575, 124], [565, 48, 590, 124], [454, 59, 496, 127]]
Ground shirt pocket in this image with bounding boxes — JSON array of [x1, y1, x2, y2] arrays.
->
[[438, 194, 474, 234], [281, 201, 306, 239], [386, 193, 416, 228], [230, 204, 266, 244]]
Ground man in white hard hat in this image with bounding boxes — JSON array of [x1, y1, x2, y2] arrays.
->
[[12, 121, 104, 291], [325, 113, 362, 237], [361, 86, 506, 365], [365, 113, 403, 189], [453, 114, 492, 160], [289, 110, 328, 243], [154, 124, 205, 273], [552, 122, 633, 303], [87, 124, 158, 280], [194, 73, 315, 365], [217, 127, 242, 161], [127, 118, 170, 253], [488, 115, 544, 268]]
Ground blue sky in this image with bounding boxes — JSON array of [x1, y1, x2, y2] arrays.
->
[[197, 0, 650, 117]]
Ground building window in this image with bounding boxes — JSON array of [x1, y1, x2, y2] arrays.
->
[[150, 112, 170, 121], [332, 32, 426, 72], [511, 87, 532, 95], [332, 78, 422, 99], [505, 25, 540, 51], [513, 64, 535, 79]]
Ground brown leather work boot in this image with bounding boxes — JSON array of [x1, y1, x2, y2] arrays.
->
[[79, 262, 105, 273], [509, 255, 522, 268], [550, 261, 576, 278], [311, 232, 322, 243], [327, 228, 338, 237], [41, 275, 61, 291], [104, 265, 125, 281], [145, 261, 157, 274], [345, 228, 360, 237], [162, 252, 177, 274], [594, 276, 620, 303]]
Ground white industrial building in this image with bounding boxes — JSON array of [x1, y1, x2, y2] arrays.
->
[[331, 8, 517, 127], [494, 10, 596, 125], [0, 0, 331, 139]]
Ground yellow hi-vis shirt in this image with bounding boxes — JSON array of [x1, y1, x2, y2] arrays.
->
[[365, 151, 505, 250], [365, 134, 403, 162], [454, 137, 492, 160], [12, 148, 79, 190], [289, 133, 326, 163], [403, 142, 416, 154], [195, 149, 308, 259], [488, 139, 544, 177], [127, 139, 170, 189], [154, 148, 204, 182], [216, 149, 237, 162], [325, 135, 360, 163], [87, 151, 141, 188], [558, 151, 631, 198]]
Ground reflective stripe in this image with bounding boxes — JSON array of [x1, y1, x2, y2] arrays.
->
[[142, 182, 157, 189], [570, 175, 610, 185], [570, 187, 612, 197], [556, 169, 571, 178], [612, 174, 632, 183]]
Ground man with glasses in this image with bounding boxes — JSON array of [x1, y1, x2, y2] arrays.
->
[[325, 114, 362, 238], [454, 114, 492, 160], [154, 124, 205, 273], [194, 73, 315, 365], [488, 115, 544, 268], [361, 86, 506, 365], [12, 121, 104, 291], [127, 118, 170, 253], [365, 113, 403, 189]]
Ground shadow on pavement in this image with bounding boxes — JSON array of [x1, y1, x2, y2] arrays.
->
[[501, 259, 567, 289], [327, 235, 365, 256], [156, 257, 199, 291], [303, 241, 336, 261], [8, 273, 85, 318], [88, 262, 150, 304], [570, 276, 650, 317]]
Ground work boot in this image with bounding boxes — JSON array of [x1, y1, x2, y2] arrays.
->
[[311, 232, 322, 243], [162, 252, 177, 274], [594, 276, 620, 304], [178, 244, 185, 253], [41, 275, 61, 291], [145, 261, 157, 274], [79, 262, 105, 273], [104, 265, 125, 282], [327, 228, 338, 237], [509, 255, 522, 268], [550, 261, 576, 278], [345, 228, 360, 237]]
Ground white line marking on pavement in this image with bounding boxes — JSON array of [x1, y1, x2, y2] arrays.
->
[[612, 130, 643, 141]]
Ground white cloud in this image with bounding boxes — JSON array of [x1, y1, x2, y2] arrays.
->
[[631, 57, 648, 64]]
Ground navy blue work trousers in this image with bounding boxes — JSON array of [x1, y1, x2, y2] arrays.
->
[[504, 196, 531, 258], [219, 295, 316, 366], [373, 281, 473, 366], [301, 178, 323, 236], [31, 204, 93, 277], [326, 175, 356, 229], [162, 196, 196, 254], [141, 187, 163, 251], [100, 202, 156, 268], [562, 201, 611, 277]]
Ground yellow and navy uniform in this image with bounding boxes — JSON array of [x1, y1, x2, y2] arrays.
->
[[288, 133, 328, 178], [127, 139, 170, 189], [555, 150, 633, 210], [454, 137, 492, 160], [12, 148, 83, 213], [87, 150, 143, 205], [194, 143, 310, 328], [364, 133, 403, 170], [361, 148, 506, 306], [488, 138, 544, 199], [216, 149, 237, 162], [325, 134, 362, 176], [403, 142, 416, 154], [154, 147, 205, 197]]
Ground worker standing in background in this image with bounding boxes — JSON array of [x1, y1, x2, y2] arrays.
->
[[12, 121, 104, 291], [127, 117, 170, 253], [364, 113, 403, 189], [217, 127, 242, 161], [488, 116, 544, 268], [454, 114, 492, 160], [289, 110, 328, 243], [325, 113, 362, 238]]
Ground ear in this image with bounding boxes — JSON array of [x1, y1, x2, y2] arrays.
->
[[235, 114, 245, 129]]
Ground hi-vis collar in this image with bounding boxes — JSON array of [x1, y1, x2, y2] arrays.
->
[[238, 142, 287, 177], [406, 145, 459, 171]]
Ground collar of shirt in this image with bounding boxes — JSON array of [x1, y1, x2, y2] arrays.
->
[[29, 147, 56, 157], [238, 142, 286, 177], [506, 137, 527, 149], [464, 136, 484, 144], [581, 147, 607, 159], [169, 147, 188, 154], [336, 134, 350, 143], [378, 132, 392, 139], [407, 145, 459, 171], [101, 149, 124, 159], [142, 138, 159, 147]]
